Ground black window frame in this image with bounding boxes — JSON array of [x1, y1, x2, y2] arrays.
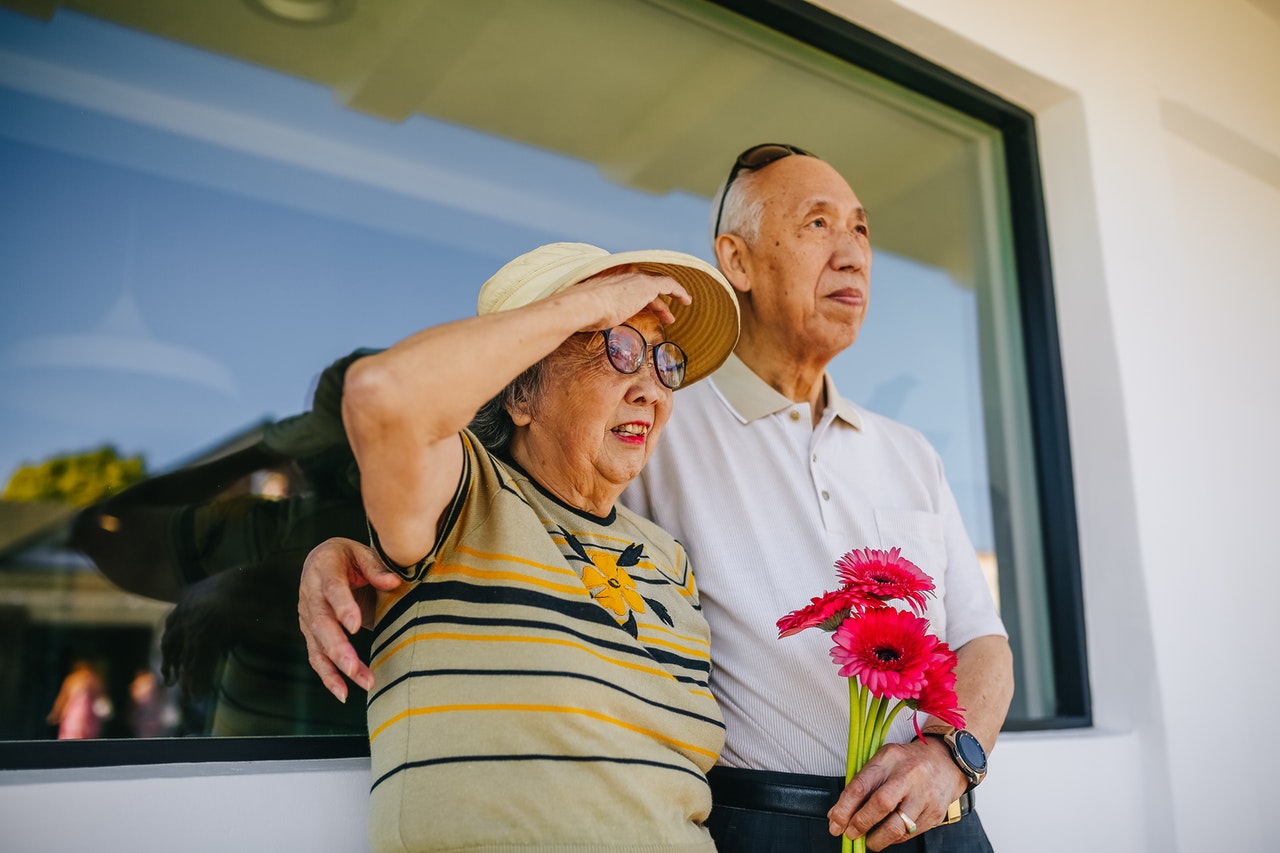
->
[[709, 0, 1089, 734], [1, 0, 1088, 772]]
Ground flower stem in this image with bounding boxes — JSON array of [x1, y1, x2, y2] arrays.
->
[[867, 697, 894, 765], [861, 694, 883, 766], [846, 679, 865, 784], [844, 680, 870, 853]]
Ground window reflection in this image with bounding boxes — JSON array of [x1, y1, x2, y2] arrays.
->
[[2, 397, 372, 738], [0, 0, 1057, 747]]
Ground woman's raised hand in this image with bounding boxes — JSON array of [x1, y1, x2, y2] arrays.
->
[[563, 269, 692, 333]]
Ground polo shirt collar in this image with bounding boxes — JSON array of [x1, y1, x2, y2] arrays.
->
[[707, 353, 863, 429]]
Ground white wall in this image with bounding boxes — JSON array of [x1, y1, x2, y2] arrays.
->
[[820, 0, 1280, 850], [0, 759, 373, 853], [3, 2, 1278, 851]]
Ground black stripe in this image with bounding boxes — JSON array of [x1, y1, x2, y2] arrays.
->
[[371, 752, 708, 792], [373, 579, 623, 651], [366, 667, 725, 730], [372, 604, 701, 670], [645, 647, 711, 675]]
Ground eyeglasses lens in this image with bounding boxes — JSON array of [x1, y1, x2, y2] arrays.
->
[[603, 326, 686, 390], [605, 327, 645, 374], [653, 343, 687, 390]]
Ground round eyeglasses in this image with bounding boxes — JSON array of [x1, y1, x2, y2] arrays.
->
[[601, 325, 687, 390]]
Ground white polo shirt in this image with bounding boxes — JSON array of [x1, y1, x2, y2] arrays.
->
[[622, 353, 1007, 776]]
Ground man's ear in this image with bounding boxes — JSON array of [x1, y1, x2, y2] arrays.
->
[[714, 233, 752, 295]]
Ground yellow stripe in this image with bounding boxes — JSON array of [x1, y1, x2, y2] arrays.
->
[[639, 621, 710, 648], [369, 702, 718, 758], [372, 632, 678, 682], [374, 583, 414, 624], [452, 545, 582, 579], [547, 528, 641, 548], [430, 562, 589, 596], [637, 632, 711, 659]]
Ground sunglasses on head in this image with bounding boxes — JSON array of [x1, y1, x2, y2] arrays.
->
[[713, 143, 816, 237], [600, 324, 687, 390]]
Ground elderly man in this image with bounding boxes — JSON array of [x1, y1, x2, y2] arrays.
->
[[300, 144, 1013, 852]]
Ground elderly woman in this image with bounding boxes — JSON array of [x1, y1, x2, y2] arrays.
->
[[341, 242, 738, 852]]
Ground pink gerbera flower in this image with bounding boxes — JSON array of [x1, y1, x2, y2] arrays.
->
[[907, 641, 966, 737], [777, 588, 871, 637], [829, 606, 934, 699], [835, 547, 935, 615]]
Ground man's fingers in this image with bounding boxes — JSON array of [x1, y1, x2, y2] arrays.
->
[[320, 571, 366, 635], [827, 759, 887, 835], [828, 740, 964, 848], [355, 547, 403, 591], [298, 537, 391, 692], [307, 647, 350, 704], [302, 605, 374, 695], [841, 786, 907, 850], [306, 592, 374, 690]]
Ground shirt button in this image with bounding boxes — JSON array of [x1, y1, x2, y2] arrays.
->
[[821, 490, 830, 501], [812, 454, 817, 463], [790, 410, 801, 421]]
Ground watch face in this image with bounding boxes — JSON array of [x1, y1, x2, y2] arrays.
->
[[955, 730, 988, 771]]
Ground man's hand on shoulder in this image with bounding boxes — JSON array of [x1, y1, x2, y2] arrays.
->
[[298, 537, 403, 702]]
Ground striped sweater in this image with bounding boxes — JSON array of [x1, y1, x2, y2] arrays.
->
[[367, 431, 724, 853]]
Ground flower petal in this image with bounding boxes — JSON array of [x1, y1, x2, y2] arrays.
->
[[778, 589, 867, 637], [828, 607, 935, 699], [835, 547, 936, 615]]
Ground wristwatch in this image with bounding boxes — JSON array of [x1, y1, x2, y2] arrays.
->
[[923, 729, 988, 789]]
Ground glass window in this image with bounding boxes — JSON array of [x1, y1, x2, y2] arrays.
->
[[0, 0, 1081, 759]]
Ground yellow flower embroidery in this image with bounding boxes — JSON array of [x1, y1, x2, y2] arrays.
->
[[581, 550, 647, 619]]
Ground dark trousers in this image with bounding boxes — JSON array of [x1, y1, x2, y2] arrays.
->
[[707, 767, 994, 853]]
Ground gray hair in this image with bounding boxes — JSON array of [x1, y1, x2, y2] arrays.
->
[[709, 168, 767, 245], [468, 360, 548, 453]]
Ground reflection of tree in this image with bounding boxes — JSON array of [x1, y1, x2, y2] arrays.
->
[[3, 446, 145, 507]]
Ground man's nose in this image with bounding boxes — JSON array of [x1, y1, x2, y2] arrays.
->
[[833, 228, 868, 270]]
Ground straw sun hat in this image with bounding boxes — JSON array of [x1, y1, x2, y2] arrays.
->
[[477, 242, 740, 387]]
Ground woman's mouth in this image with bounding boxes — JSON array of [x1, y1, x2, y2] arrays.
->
[[612, 422, 649, 445]]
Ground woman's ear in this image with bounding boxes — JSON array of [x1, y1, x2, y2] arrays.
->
[[714, 233, 752, 295], [506, 400, 533, 427]]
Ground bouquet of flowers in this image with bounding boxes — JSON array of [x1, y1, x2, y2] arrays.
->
[[777, 547, 965, 853]]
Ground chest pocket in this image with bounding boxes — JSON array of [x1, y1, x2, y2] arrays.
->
[[873, 508, 947, 636]]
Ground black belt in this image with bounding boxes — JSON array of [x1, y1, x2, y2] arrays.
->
[[708, 766, 973, 823]]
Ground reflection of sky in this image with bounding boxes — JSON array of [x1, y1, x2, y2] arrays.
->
[[0, 9, 993, 550]]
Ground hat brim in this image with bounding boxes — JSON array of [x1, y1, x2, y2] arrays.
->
[[536, 249, 740, 387]]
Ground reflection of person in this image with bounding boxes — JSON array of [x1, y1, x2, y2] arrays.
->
[[337, 242, 738, 851], [47, 659, 111, 740], [301, 148, 1014, 852], [70, 394, 371, 736], [128, 668, 177, 738]]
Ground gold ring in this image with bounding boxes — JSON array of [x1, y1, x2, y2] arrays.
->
[[896, 809, 918, 835]]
